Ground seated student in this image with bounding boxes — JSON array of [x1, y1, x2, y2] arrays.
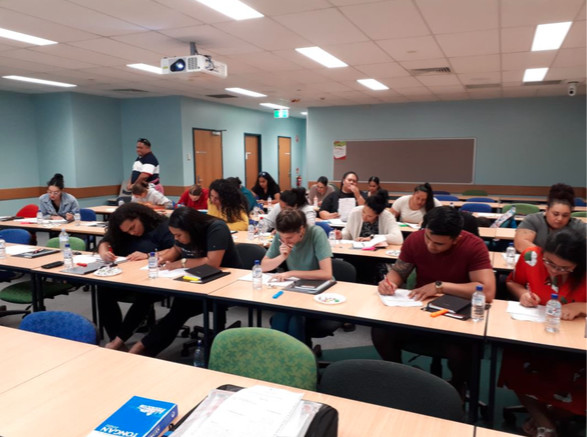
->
[[499, 229, 586, 437], [226, 176, 256, 212], [251, 171, 281, 206], [261, 209, 332, 342], [177, 184, 208, 210], [366, 176, 389, 203], [38, 173, 79, 221], [318, 171, 366, 220], [128, 207, 243, 356], [515, 183, 585, 252], [131, 181, 173, 209], [97, 203, 174, 350], [372, 206, 495, 395], [307, 176, 335, 207], [207, 178, 249, 231], [264, 187, 316, 232], [390, 182, 441, 224]]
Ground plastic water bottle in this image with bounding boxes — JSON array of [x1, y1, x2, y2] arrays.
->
[[193, 339, 206, 368], [258, 217, 267, 235], [545, 293, 561, 333], [74, 212, 81, 226], [252, 260, 263, 290], [63, 243, 73, 269], [267, 196, 272, 212], [59, 228, 70, 251], [471, 285, 485, 322], [247, 223, 255, 240], [36, 210, 43, 224], [505, 243, 516, 267], [328, 230, 336, 247], [0, 239, 6, 259], [148, 251, 158, 279]]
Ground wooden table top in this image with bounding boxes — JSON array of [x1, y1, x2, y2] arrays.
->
[[0, 219, 107, 236]]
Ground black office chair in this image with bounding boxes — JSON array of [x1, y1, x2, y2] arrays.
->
[[319, 359, 464, 422]]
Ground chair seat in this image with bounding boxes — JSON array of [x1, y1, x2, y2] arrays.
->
[[0, 281, 74, 304]]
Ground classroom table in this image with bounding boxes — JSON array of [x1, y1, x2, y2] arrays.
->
[[0, 219, 107, 237], [0, 327, 475, 437]]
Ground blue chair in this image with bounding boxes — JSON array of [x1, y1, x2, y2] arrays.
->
[[0, 229, 32, 245], [460, 203, 492, 213], [575, 198, 586, 207], [315, 221, 333, 235], [433, 191, 450, 195], [435, 195, 459, 201], [465, 197, 495, 203], [19, 311, 98, 344], [79, 208, 97, 221]]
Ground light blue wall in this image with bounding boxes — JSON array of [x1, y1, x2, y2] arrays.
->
[[307, 97, 586, 186]]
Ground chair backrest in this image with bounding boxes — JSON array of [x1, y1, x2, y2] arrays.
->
[[332, 258, 356, 282], [465, 197, 495, 203], [574, 198, 587, 207], [47, 236, 87, 251], [16, 204, 39, 218], [460, 203, 492, 213], [434, 195, 459, 201], [234, 243, 267, 270], [314, 221, 333, 235], [502, 203, 540, 215], [19, 311, 98, 344], [208, 327, 317, 390], [571, 211, 586, 218], [79, 208, 97, 221], [462, 189, 488, 196], [0, 229, 32, 244], [432, 190, 450, 195], [319, 359, 464, 422]]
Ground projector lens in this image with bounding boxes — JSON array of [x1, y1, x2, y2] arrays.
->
[[170, 59, 186, 72]]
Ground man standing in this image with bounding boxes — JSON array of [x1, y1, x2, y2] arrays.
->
[[127, 138, 162, 192], [372, 206, 495, 395]]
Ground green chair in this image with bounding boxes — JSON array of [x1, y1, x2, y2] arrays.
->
[[0, 237, 87, 313], [571, 211, 586, 218], [462, 189, 488, 196], [208, 327, 317, 390], [501, 203, 539, 215]]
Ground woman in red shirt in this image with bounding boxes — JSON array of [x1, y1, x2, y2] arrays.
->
[[177, 184, 208, 210]]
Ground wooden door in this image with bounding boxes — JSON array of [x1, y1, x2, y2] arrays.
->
[[193, 129, 223, 188], [278, 136, 291, 190], [245, 134, 260, 189]]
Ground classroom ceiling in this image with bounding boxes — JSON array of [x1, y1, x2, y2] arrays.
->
[[0, 0, 584, 117]]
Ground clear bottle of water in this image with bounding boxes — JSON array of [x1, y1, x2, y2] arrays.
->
[[471, 285, 485, 322], [505, 243, 516, 267], [63, 243, 73, 269], [74, 212, 81, 226], [247, 223, 255, 240], [258, 217, 267, 235], [328, 230, 336, 247], [148, 251, 158, 279], [118, 199, 124, 207], [36, 210, 43, 224], [0, 238, 6, 259], [545, 293, 561, 333], [267, 196, 272, 212], [252, 260, 263, 290], [193, 339, 206, 368], [59, 228, 70, 251]]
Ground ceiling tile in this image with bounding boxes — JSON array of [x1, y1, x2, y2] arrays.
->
[[355, 62, 410, 79], [417, 74, 462, 87], [501, 0, 585, 27], [161, 25, 262, 55], [378, 36, 445, 61], [501, 51, 557, 70], [449, 54, 500, 74], [436, 29, 499, 57], [215, 19, 312, 51], [416, 0, 498, 34]]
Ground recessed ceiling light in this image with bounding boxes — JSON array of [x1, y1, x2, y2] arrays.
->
[[260, 103, 289, 110], [295, 47, 347, 68], [196, 0, 263, 20], [2, 75, 76, 87], [357, 79, 389, 91], [225, 87, 267, 97], [0, 27, 57, 46], [523, 68, 548, 82], [531, 22, 572, 51], [127, 63, 163, 74]]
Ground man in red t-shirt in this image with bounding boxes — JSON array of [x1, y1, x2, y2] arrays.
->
[[372, 206, 495, 395]]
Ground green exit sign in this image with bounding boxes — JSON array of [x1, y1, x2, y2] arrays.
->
[[274, 109, 289, 118]]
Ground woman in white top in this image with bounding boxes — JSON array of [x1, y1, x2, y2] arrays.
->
[[338, 191, 403, 245], [264, 187, 316, 231], [390, 183, 441, 224], [131, 181, 173, 209]]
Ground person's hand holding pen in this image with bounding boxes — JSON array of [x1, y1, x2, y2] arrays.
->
[[378, 274, 397, 296], [98, 245, 117, 263], [520, 285, 540, 307]]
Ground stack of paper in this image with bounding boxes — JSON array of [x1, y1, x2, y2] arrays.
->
[[506, 301, 546, 322], [238, 273, 296, 288], [378, 289, 422, 307]]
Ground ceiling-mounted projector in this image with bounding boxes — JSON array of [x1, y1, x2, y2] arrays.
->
[[161, 54, 227, 78]]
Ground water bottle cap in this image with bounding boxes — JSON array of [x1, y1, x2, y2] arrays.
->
[[550, 293, 558, 300], [476, 285, 483, 291], [149, 251, 155, 256], [508, 242, 513, 247], [65, 243, 70, 248], [254, 260, 260, 264]]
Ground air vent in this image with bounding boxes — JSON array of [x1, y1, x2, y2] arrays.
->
[[206, 94, 237, 98], [409, 67, 452, 75], [523, 80, 563, 86], [465, 84, 501, 90], [111, 88, 148, 93]]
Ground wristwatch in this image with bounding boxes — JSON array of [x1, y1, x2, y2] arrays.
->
[[181, 258, 187, 268], [435, 281, 443, 293]]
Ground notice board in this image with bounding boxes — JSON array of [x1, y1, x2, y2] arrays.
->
[[333, 138, 475, 183]]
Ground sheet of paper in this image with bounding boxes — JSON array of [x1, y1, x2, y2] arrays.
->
[[326, 218, 346, 228], [352, 235, 387, 249], [6, 245, 36, 255], [397, 222, 420, 229], [506, 301, 546, 322], [378, 289, 422, 307], [238, 273, 296, 288], [337, 198, 355, 222]]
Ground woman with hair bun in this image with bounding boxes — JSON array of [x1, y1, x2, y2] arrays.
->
[[263, 187, 316, 232], [390, 182, 441, 224], [38, 173, 79, 221]]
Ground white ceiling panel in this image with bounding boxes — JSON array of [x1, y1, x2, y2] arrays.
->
[[501, 51, 557, 71], [458, 71, 502, 85], [69, 39, 160, 62], [322, 42, 393, 66], [112, 32, 191, 56], [417, 74, 462, 87], [563, 20, 586, 48], [552, 47, 587, 68], [161, 25, 261, 55], [450, 54, 500, 74], [355, 62, 410, 79], [501, 27, 534, 54], [0, 48, 99, 69], [417, 0, 498, 34], [215, 19, 312, 51], [245, 0, 332, 16], [501, 0, 585, 27], [378, 36, 445, 61], [436, 30, 499, 57]]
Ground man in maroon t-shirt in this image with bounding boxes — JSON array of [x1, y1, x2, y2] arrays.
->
[[372, 206, 495, 395]]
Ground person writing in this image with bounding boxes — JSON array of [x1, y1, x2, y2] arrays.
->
[[131, 181, 173, 209], [318, 171, 366, 220], [251, 171, 281, 206], [127, 138, 162, 193], [207, 178, 249, 231], [390, 182, 441, 224], [307, 176, 334, 207], [38, 173, 79, 221], [177, 184, 208, 210], [366, 176, 389, 203]]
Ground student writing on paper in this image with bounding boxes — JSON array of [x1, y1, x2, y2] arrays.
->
[[251, 171, 281, 206], [177, 184, 209, 210], [498, 229, 586, 436], [261, 209, 332, 342], [263, 188, 316, 232], [97, 203, 174, 351], [207, 178, 249, 231], [128, 207, 243, 356], [131, 180, 173, 209], [390, 182, 441, 225], [372, 206, 495, 397], [38, 173, 79, 221], [318, 171, 366, 220]]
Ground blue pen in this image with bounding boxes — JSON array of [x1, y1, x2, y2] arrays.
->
[[272, 290, 284, 299]]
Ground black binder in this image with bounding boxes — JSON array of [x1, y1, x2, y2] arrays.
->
[[426, 294, 471, 314], [284, 279, 337, 295]]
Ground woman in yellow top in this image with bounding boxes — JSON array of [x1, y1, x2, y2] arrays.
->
[[207, 178, 249, 231]]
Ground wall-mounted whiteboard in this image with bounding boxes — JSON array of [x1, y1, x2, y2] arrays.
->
[[333, 138, 475, 183]]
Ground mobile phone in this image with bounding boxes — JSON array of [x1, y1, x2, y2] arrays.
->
[[41, 261, 64, 269]]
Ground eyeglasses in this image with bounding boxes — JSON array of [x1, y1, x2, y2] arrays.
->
[[543, 257, 574, 273], [47, 190, 61, 195], [137, 138, 151, 147]]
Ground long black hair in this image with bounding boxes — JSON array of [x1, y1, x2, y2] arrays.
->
[[544, 228, 586, 290], [209, 178, 248, 224], [168, 207, 217, 253], [103, 203, 166, 253], [47, 173, 65, 190], [414, 182, 435, 212], [280, 187, 309, 208], [251, 171, 280, 198]]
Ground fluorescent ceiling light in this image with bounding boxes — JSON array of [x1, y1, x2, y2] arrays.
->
[[0, 27, 57, 46], [523, 68, 548, 82], [260, 103, 289, 110], [226, 87, 266, 97], [196, 0, 263, 20], [531, 22, 572, 51], [357, 79, 389, 90], [2, 75, 76, 88], [127, 63, 163, 74], [295, 47, 347, 68]]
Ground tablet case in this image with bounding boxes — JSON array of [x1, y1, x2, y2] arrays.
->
[[426, 294, 471, 314], [174, 264, 230, 284], [284, 279, 337, 295], [13, 248, 60, 258]]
